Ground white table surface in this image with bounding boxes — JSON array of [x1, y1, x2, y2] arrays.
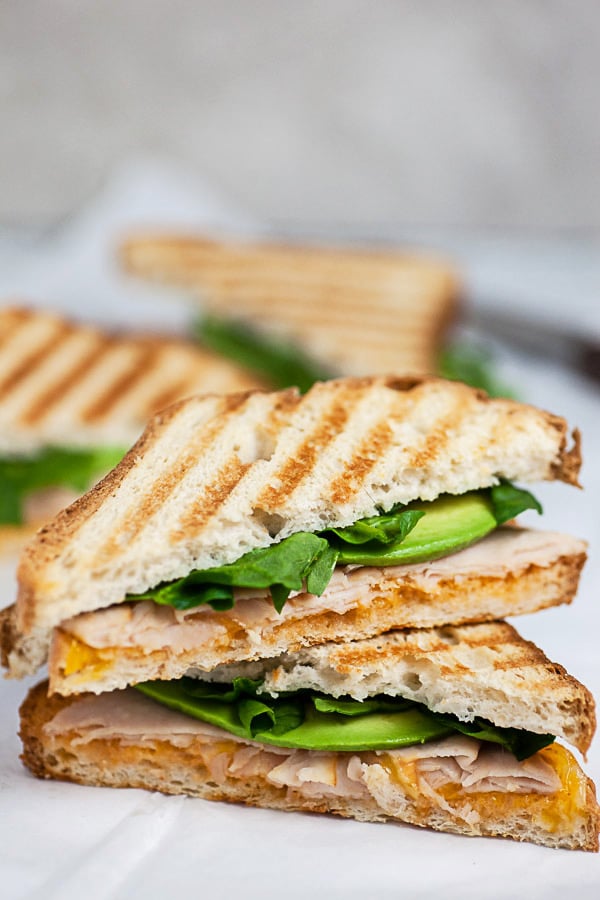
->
[[0, 161, 599, 899]]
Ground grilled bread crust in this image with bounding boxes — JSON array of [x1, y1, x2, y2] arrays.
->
[[0, 305, 260, 454], [206, 620, 596, 754], [0, 604, 48, 676], [41, 530, 586, 698], [19, 682, 600, 851], [15, 376, 581, 642], [121, 234, 460, 377]]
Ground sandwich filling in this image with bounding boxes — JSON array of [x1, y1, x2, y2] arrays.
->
[[135, 675, 554, 759], [128, 481, 541, 615], [0, 445, 125, 526], [41, 686, 573, 807], [51, 528, 586, 696]]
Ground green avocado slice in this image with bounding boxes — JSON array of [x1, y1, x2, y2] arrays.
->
[[136, 679, 554, 758], [334, 492, 497, 566], [257, 706, 453, 751], [136, 680, 453, 751]]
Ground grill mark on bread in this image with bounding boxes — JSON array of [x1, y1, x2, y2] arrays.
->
[[1, 309, 259, 441], [0, 308, 33, 349], [122, 237, 454, 281], [19, 334, 112, 425], [254, 387, 360, 508], [174, 457, 252, 540], [327, 623, 552, 679], [173, 395, 297, 538], [143, 376, 202, 418], [202, 283, 442, 312], [79, 344, 161, 422], [92, 392, 253, 564], [405, 395, 466, 470], [329, 418, 394, 505], [0, 323, 72, 401], [328, 382, 463, 504]]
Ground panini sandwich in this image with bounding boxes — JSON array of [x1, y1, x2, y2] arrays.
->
[[7, 375, 598, 848]]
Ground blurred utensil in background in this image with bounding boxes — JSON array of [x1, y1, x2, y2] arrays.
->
[[467, 307, 600, 386]]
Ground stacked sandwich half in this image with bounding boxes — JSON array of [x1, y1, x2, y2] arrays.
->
[[3, 376, 599, 850]]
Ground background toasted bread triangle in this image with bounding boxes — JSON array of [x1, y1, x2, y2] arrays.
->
[[121, 234, 460, 376]]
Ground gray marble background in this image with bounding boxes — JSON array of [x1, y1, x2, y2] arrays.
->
[[1, 0, 599, 230]]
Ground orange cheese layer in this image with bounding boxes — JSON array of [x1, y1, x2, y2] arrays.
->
[[60, 731, 589, 837], [61, 634, 121, 679], [381, 743, 586, 834]]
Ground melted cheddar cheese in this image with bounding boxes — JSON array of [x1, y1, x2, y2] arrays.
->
[[61, 634, 114, 679], [380, 743, 587, 834]]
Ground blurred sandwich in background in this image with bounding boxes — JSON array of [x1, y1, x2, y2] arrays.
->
[[0, 305, 261, 551], [121, 234, 472, 393]]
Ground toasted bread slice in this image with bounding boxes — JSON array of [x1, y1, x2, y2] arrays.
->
[[14, 376, 581, 653], [35, 528, 586, 697], [19, 681, 600, 851], [121, 234, 459, 377], [0, 306, 261, 455]]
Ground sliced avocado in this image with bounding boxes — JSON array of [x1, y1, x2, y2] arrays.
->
[[334, 492, 497, 566], [254, 705, 453, 752], [137, 681, 453, 752]]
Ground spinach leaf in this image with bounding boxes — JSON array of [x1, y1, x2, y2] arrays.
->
[[434, 715, 554, 762], [129, 504, 425, 612], [325, 506, 425, 545], [0, 445, 126, 525], [312, 695, 413, 717], [305, 543, 340, 595], [136, 678, 554, 760], [439, 342, 516, 399], [136, 533, 337, 614], [489, 479, 543, 525], [195, 315, 334, 394], [181, 677, 263, 702]]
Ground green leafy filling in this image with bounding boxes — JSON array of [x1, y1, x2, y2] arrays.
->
[[489, 479, 542, 526], [0, 446, 127, 525], [135, 677, 554, 760], [195, 315, 514, 399], [133, 532, 338, 615], [439, 342, 516, 399], [129, 482, 541, 614], [326, 508, 425, 545], [195, 315, 334, 394]]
